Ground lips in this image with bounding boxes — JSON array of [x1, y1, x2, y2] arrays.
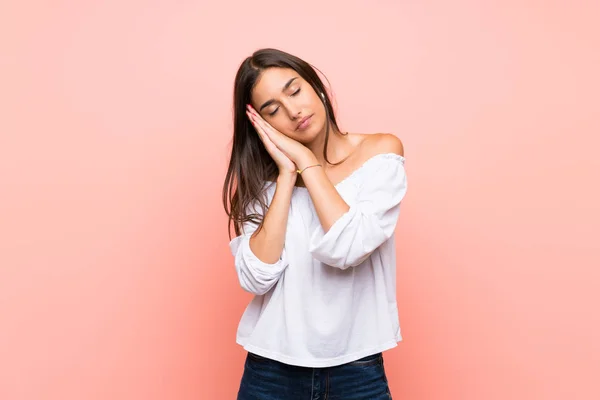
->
[[296, 115, 313, 131]]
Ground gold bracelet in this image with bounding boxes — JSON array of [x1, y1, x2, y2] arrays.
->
[[297, 164, 322, 174]]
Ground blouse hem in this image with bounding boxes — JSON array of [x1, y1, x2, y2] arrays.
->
[[236, 338, 402, 368]]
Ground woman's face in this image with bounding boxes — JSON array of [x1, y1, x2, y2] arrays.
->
[[250, 67, 326, 144]]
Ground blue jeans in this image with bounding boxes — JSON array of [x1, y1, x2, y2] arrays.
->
[[237, 352, 393, 399]]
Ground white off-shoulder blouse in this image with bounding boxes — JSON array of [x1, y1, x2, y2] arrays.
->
[[229, 153, 408, 368]]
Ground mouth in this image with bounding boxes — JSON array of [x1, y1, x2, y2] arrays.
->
[[296, 114, 313, 131]]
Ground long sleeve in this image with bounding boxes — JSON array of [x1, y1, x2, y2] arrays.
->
[[308, 154, 407, 269], [229, 186, 289, 295]]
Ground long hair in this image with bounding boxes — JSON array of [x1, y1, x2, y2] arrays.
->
[[222, 48, 342, 238]]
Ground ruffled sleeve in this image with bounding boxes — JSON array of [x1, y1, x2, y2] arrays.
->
[[229, 184, 289, 295], [308, 154, 407, 269]]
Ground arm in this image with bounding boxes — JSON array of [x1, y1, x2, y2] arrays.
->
[[245, 104, 352, 233], [229, 176, 294, 295], [299, 159, 350, 232], [230, 105, 298, 295], [243, 107, 407, 269], [301, 134, 405, 234], [303, 136, 407, 269], [249, 174, 295, 263]]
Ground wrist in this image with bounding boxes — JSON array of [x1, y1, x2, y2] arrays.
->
[[277, 171, 297, 186], [296, 153, 319, 171]]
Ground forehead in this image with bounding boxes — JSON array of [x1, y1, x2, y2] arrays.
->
[[252, 67, 301, 100]]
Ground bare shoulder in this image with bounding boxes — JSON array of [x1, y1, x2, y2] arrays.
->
[[360, 133, 404, 157]]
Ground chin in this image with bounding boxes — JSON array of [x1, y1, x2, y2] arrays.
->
[[300, 119, 327, 141]]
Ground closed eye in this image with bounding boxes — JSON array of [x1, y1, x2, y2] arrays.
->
[[267, 88, 301, 116]]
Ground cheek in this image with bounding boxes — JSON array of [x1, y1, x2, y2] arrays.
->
[[304, 91, 321, 109], [313, 98, 327, 122], [268, 116, 292, 135]]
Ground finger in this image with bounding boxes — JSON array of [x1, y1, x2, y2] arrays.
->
[[247, 106, 269, 130], [252, 122, 266, 143], [252, 115, 275, 142], [247, 103, 258, 116], [247, 111, 270, 144], [251, 116, 268, 136], [246, 110, 261, 131], [246, 108, 284, 149], [253, 115, 281, 142], [250, 114, 274, 142], [246, 109, 255, 125], [255, 127, 277, 154], [246, 105, 261, 123]]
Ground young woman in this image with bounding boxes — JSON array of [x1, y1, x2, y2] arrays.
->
[[223, 48, 408, 399]]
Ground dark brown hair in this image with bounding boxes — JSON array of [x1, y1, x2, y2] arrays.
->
[[222, 48, 342, 238]]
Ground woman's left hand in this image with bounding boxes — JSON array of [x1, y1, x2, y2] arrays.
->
[[247, 105, 317, 170]]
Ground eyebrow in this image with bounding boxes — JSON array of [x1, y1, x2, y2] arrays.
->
[[258, 77, 298, 112]]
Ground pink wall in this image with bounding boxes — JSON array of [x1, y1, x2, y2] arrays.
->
[[1, 1, 598, 399]]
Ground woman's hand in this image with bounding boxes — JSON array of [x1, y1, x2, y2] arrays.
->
[[246, 105, 297, 176], [247, 105, 317, 171]]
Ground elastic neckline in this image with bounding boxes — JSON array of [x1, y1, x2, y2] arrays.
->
[[294, 152, 405, 191]]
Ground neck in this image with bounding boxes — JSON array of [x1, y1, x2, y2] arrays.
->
[[305, 126, 353, 166]]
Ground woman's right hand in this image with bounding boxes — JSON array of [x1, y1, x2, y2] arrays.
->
[[247, 106, 297, 177]]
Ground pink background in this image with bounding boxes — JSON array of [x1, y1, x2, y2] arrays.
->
[[1, 1, 599, 398]]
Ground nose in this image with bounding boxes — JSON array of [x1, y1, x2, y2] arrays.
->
[[287, 105, 302, 120]]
